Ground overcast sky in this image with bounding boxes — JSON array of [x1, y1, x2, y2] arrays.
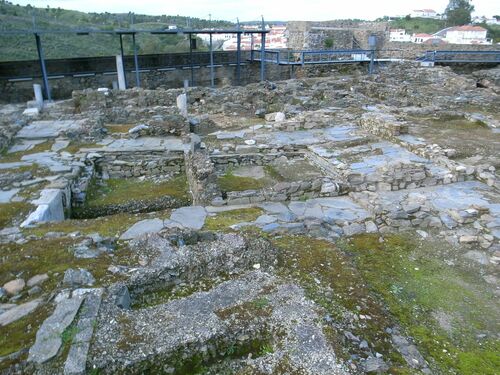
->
[[12, 1, 500, 21]]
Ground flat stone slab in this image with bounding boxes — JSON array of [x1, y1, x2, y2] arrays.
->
[[85, 137, 186, 153], [170, 206, 207, 230], [7, 139, 46, 154], [0, 189, 20, 203], [0, 299, 42, 326], [256, 125, 362, 147], [28, 295, 84, 364], [120, 218, 165, 240], [213, 130, 246, 139], [21, 152, 73, 173], [16, 120, 86, 139], [0, 162, 32, 170], [21, 189, 64, 227], [52, 139, 70, 152], [64, 289, 103, 375]]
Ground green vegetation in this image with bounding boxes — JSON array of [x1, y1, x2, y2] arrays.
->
[[387, 17, 446, 35], [0, 140, 53, 162], [62, 141, 104, 154], [217, 168, 278, 192], [0, 303, 53, 358], [72, 175, 190, 218], [204, 207, 263, 231], [23, 210, 155, 237], [324, 37, 334, 49], [0, 236, 132, 287], [61, 324, 79, 345], [218, 172, 266, 192], [0, 1, 232, 61], [82, 175, 190, 207], [272, 233, 500, 374], [477, 23, 500, 43], [343, 234, 499, 374], [0, 201, 32, 227], [445, 0, 474, 26], [104, 124, 136, 134], [0, 235, 134, 358]]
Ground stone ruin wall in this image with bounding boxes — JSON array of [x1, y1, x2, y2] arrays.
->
[[286, 20, 389, 50]]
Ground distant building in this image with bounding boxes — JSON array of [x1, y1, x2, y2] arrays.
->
[[412, 33, 433, 44], [197, 32, 234, 44], [389, 29, 411, 42], [411, 9, 439, 19], [472, 16, 500, 25], [435, 25, 492, 45], [221, 25, 287, 51]]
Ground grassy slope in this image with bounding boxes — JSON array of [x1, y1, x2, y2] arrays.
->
[[0, 1, 231, 61]]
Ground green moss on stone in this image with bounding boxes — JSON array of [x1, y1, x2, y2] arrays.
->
[[218, 170, 266, 192], [204, 208, 263, 231], [84, 175, 190, 207], [0, 201, 33, 228]]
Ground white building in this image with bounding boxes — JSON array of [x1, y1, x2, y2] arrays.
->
[[473, 16, 500, 25], [412, 33, 433, 44], [435, 26, 492, 45], [196, 32, 234, 44], [389, 29, 412, 42], [411, 9, 439, 19], [221, 25, 287, 51]]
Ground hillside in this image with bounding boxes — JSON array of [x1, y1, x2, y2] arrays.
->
[[384, 16, 500, 43], [0, 1, 233, 61]]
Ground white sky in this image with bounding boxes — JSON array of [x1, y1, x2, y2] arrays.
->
[[11, 0, 500, 22]]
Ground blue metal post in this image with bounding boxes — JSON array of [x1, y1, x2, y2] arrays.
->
[[260, 17, 266, 81], [236, 19, 241, 85], [34, 33, 51, 101], [209, 33, 214, 88], [132, 33, 140, 87], [189, 33, 194, 86], [369, 49, 375, 74]]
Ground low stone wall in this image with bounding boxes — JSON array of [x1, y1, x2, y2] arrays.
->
[[94, 152, 185, 179], [344, 160, 452, 193], [383, 42, 500, 60], [225, 177, 346, 205], [359, 112, 409, 138], [211, 150, 304, 169]]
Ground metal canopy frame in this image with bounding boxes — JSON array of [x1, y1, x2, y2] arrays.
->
[[1, 26, 270, 99]]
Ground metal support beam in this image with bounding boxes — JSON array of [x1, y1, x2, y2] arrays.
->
[[34, 33, 51, 101], [250, 34, 254, 61], [209, 33, 214, 88], [369, 49, 375, 74], [236, 33, 242, 85], [132, 33, 140, 87], [119, 33, 127, 88], [260, 17, 266, 82], [189, 34, 194, 86]]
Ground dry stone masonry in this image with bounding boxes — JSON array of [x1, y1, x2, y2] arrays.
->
[[0, 61, 499, 375]]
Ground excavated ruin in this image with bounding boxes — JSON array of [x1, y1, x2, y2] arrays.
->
[[0, 62, 499, 375]]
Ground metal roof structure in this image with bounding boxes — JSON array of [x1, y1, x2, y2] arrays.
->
[[1, 21, 270, 101], [0, 28, 270, 36]]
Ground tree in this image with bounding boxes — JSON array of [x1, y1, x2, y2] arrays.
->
[[445, 0, 475, 26]]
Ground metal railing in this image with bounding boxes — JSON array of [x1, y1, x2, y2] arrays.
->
[[250, 49, 376, 65], [420, 50, 500, 63]]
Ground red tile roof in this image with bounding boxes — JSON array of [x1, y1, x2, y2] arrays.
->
[[449, 25, 487, 32]]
